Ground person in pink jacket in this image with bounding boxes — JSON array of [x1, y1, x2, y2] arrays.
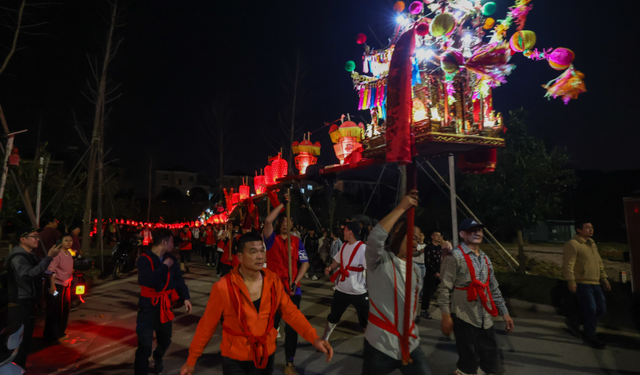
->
[[44, 233, 75, 343]]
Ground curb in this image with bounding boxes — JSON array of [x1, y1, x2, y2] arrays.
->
[[506, 298, 556, 314]]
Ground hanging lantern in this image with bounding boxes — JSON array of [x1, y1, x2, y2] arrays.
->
[[264, 165, 275, 186], [295, 153, 317, 174], [272, 156, 288, 180], [293, 135, 321, 175], [333, 137, 362, 165], [232, 193, 240, 204], [239, 185, 250, 200], [8, 148, 19, 166], [254, 175, 267, 195], [458, 148, 497, 174], [329, 120, 364, 165]]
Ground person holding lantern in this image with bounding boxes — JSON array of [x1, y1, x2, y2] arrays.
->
[[179, 225, 193, 273], [262, 193, 311, 375], [323, 221, 369, 341]]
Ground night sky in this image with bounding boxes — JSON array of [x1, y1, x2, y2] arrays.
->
[[0, 0, 636, 191]]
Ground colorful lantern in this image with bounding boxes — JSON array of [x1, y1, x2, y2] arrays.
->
[[329, 120, 364, 165], [272, 155, 288, 181], [232, 193, 240, 204], [264, 165, 275, 186], [254, 175, 267, 195], [293, 135, 321, 175], [239, 184, 250, 200]]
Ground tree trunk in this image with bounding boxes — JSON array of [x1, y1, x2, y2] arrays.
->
[[517, 229, 526, 274], [147, 156, 152, 222], [81, 0, 118, 254]]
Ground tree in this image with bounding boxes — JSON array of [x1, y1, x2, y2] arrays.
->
[[460, 109, 577, 273], [80, 0, 123, 253]]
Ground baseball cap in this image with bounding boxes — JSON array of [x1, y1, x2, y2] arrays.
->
[[459, 218, 485, 232], [18, 226, 40, 238], [342, 221, 362, 240]]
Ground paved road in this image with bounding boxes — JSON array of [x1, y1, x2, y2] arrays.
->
[[26, 253, 640, 375]]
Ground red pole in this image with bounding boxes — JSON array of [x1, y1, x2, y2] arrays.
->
[[401, 162, 417, 364]]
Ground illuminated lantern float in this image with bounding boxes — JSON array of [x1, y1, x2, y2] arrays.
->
[[344, 0, 586, 173], [329, 119, 365, 165], [239, 178, 250, 200], [292, 134, 321, 175]]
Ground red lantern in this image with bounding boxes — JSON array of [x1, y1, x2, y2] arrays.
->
[[272, 157, 288, 180], [458, 148, 497, 174], [8, 147, 19, 166], [239, 185, 250, 200], [264, 165, 275, 186], [295, 152, 317, 174], [232, 193, 240, 204], [254, 175, 266, 195]]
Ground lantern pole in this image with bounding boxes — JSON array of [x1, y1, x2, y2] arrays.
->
[[286, 187, 292, 288], [449, 153, 459, 247], [401, 161, 416, 366], [35, 156, 44, 224], [0, 129, 27, 213]]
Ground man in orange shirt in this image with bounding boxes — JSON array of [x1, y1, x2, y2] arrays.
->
[[180, 232, 333, 375]]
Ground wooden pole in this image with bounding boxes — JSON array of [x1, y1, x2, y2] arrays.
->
[[286, 188, 292, 288], [449, 154, 459, 247], [401, 162, 416, 365]]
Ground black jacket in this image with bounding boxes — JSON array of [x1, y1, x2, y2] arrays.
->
[[137, 250, 190, 310]]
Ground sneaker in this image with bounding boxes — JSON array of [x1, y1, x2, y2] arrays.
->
[[420, 310, 433, 319], [584, 337, 606, 350], [284, 362, 299, 375], [304, 273, 309, 279], [565, 324, 582, 339], [311, 275, 318, 281], [207, 263, 211, 267], [154, 359, 164, 374]]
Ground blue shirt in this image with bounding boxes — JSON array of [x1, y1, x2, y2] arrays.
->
[[264, 232, 308, 296]]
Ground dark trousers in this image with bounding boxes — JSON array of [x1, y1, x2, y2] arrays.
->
[[327, 290, 369, 328], [7, 299, 36, 369], [575, 283, 606, 340], [422, 272, 440, 311], [273, 294, 302, 361], [307, 252, 321, 276], [361, 338, 432, 375], [216, 251, 223, 274], [221, 263, 233, 277], [179, 249, 192, 263], [222, 354, 275, 375], [452, 314, 498, 374], [134, 308, 173, 375], [193, 240, 200, 256], [202, 246, 212, 264], [44, 283, 71, 341]]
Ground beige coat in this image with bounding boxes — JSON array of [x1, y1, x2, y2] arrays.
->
[[562, 234, 608, 286]]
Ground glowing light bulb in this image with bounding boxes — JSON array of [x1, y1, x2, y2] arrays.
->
[[416, 47, 434, 60], [396, 15, 410, 26]]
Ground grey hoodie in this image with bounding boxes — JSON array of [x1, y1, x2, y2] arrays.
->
[[4, 246, 52, 300]]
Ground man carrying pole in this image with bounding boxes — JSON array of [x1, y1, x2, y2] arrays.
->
[[263, 191, 310, 375]]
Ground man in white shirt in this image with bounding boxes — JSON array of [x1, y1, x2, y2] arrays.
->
[[323, 222, 368, 341]]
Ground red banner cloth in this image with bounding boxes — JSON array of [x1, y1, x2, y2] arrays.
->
[[385, 27, 417, 164]]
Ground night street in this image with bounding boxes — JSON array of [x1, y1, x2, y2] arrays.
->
[[24, 253, 640, 375]]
